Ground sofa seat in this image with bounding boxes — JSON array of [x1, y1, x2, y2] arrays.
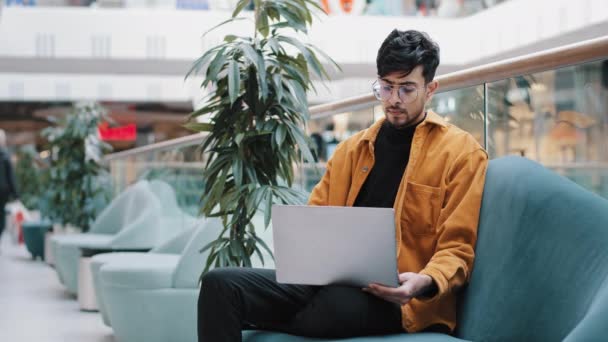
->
[[51, 234, 113, 293], [99, 255, 181, 289], [242, 331, 467, 342]]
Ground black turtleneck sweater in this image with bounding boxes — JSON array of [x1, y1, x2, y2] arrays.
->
[[353, 119, 419, 208]]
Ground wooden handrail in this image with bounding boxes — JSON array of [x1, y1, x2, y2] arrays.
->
[[104, 36, 608, 161], [308, 36, 608, 118]]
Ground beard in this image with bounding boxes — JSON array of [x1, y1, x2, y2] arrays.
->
[[384, 105, 425, 129]]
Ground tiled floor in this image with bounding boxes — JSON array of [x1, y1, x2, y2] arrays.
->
[[0, 236, 115, 342]]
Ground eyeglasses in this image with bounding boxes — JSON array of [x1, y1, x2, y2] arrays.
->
[[372, 80, 419, 104]]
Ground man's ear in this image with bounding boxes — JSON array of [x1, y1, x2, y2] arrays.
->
[[426, 81, 439, 101]]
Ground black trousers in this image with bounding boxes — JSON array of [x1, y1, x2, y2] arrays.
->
[[0, 199, 7, 240], [197, 267, 404, 342]]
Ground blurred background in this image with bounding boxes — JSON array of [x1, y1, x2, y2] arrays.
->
[[1, 1, 607, 341]]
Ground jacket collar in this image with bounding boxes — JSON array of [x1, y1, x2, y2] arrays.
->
[[361, 109, 446, 143]]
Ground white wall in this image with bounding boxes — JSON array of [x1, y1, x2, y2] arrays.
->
[[0, 72, 201, 101], [0, 0, 606, 102]]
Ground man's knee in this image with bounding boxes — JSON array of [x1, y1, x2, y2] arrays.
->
[[288, 286, 362, 335], [199, 267, 242, 294], [315, 286, 365, 310]]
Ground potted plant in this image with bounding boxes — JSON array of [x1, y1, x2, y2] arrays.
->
[[186, 0, 339, 271], [41, 102, 113, 232], [15, 145, 46, 213]]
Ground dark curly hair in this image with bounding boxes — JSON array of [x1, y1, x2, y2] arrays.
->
[[376, 29, 440, 84]]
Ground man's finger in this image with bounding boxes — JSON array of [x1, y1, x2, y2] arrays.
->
[[366, 286, 410, 305], [398, 272, 416, 283], [365, 286, 389, 298], [367, 289, 401, 304], [369, 284, 400, 296]]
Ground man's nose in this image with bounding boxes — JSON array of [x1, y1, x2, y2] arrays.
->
[[388, 88, 401, 105]]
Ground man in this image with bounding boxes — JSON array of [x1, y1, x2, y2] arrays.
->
[[198, 29, 488, 341], [0, 129, 19, 242]]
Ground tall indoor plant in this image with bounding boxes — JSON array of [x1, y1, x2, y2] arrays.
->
[[41, 102, 113, 232], [15, 145, 46, 211], [186, 0, 338, 271]]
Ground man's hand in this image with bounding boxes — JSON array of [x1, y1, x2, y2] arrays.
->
[[363, 273, 435, 305]]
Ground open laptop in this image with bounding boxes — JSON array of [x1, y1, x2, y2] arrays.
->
[[271, 205, 399, 288]]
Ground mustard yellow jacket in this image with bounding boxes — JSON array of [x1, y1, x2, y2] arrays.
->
[[308, 110, 488, 333]]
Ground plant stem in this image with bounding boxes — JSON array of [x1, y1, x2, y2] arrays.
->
[[253, 1, 259, 40]]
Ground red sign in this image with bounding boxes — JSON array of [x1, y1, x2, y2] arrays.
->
[[98, 122, 137, 141]]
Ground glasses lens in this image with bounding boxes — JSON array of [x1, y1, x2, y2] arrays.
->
[[398, 86, 418, 103], [379, 84, 393, 100], [372, 81, 382, 100], [372, 81, 419, 103]]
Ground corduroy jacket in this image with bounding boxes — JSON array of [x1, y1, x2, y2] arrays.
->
[[308, 110, 488, 333]]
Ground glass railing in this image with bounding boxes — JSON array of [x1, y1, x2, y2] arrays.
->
[[305, 36, 608, 197], [105, 133, 208, 216], [104, 36, 608, 202]]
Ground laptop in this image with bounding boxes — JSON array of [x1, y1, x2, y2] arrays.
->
[[271, 205, 399, 288]]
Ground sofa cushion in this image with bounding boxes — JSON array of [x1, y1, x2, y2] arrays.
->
[[100, 255, 180, 289], [457, 157, 608, 341], [91, 252, 151, 266], [242, 331, 466, 342], [53, 233, 113, 249], [172, 218, 223, 289]]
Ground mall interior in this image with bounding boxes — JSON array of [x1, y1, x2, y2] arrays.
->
[[1, 0, 608, 341]]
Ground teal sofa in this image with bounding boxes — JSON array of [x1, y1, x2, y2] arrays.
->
[[90, 223, 201, 326], [98, 215, 274, 342], [51, 179, 196, 295], [100, 157, 608, 341], [245, 157, 608, 341]]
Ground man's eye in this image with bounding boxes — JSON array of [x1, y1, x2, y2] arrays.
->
[[400, 87, 416, 94]]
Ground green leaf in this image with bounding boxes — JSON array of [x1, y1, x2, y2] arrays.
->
[[303, 0, 325, 13], [202, 17, 248, 38], [188, 104, 220, 120], [199, 238, 221, 254], [272, 74, 284, 102], [309, 44, 342, 72], [284, 81, 308, 114], [253, 245, 265, 265], [228, 59, 240, 104], [264, 188, 272, 228], [277, 36, 323, 78], [257, 8, 270, 37], [266, 37, 282, 54], [287, 122, 315, 164], [224, 35, 238, 43], [232, 0, 250, 18], [235, 133, 244, 145], [183, 122, 214, 132], [186, 45, 221, 80], [270, 21, 292, 29], [275, 124, 287, 147], [253, 234, 274, 259], [239, 43, 268, 99], [207, 47, 228, 81], [232, 157, 243, 187], [277, 6, 307, 32]]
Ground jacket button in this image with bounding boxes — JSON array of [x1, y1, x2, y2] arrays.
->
[[362, 167, 369, 172]]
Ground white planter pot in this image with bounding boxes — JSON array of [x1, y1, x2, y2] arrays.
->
[[44, 232, 55, 266], [78, 257, 99, 311]]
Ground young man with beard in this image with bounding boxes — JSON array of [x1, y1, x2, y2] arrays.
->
[[198, 29, 488, 341]]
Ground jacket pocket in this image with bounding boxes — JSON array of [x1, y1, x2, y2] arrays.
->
[[402, 181, 442, 235]]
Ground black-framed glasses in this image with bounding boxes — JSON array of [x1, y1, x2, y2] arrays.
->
[[372, 80, 419, 104]]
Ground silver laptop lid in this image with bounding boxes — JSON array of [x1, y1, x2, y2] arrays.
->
[[272, 205, 399, 288]]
